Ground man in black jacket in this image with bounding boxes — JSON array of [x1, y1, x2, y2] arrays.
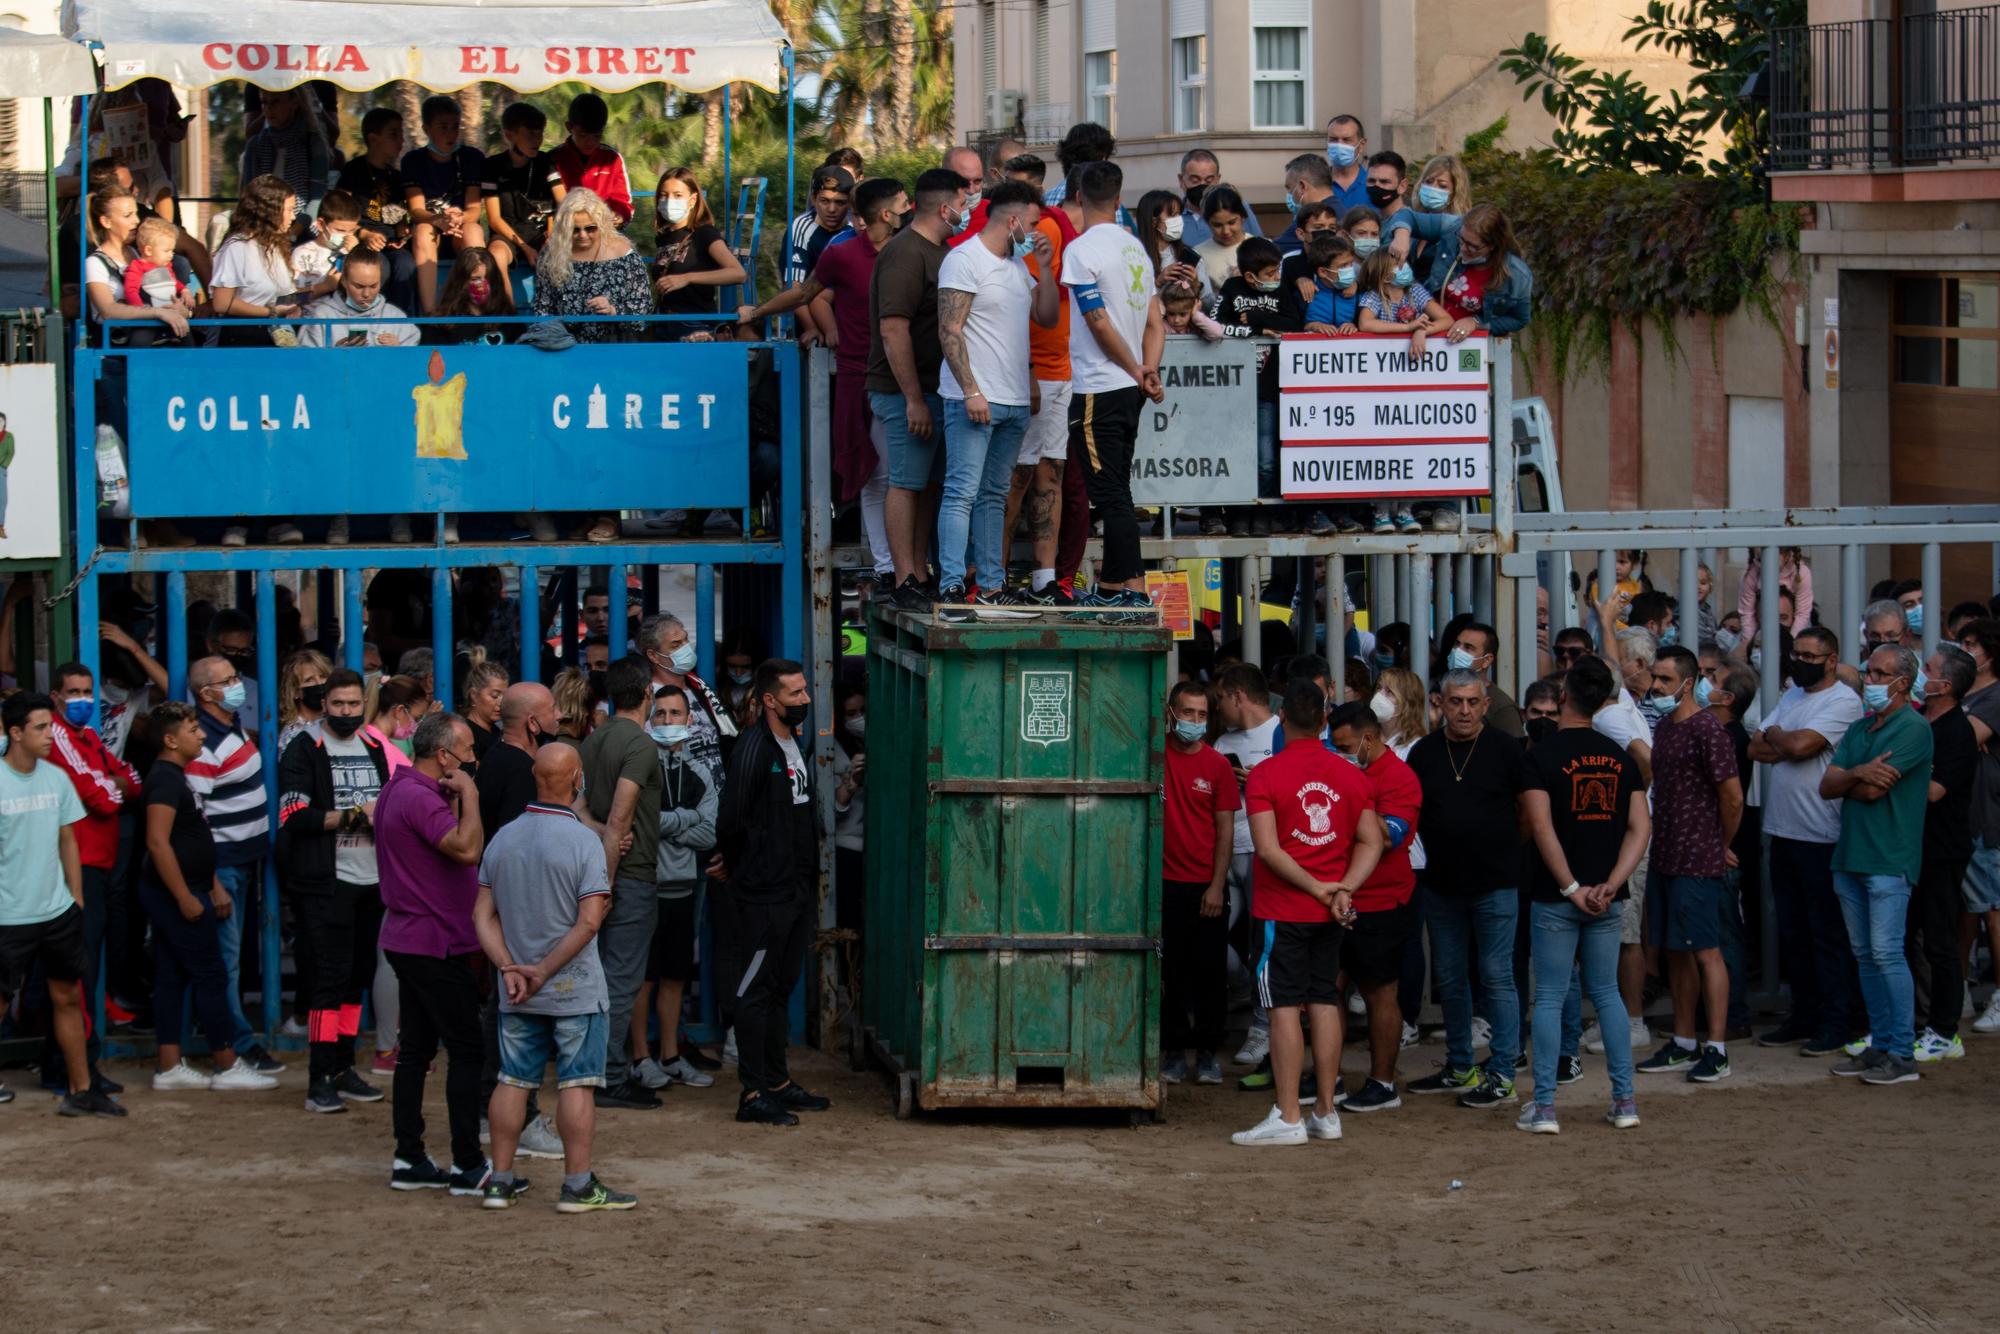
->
[[277, 668, 394, 1114], [715, 658, 824, 1126]]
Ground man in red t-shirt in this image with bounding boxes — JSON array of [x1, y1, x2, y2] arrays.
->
[[1328, 700, 1422, 1112], [1234, 682, 1382, 1147], [1161, 682, 1239, 1085]]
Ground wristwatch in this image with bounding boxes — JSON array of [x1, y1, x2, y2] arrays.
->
[[1560, 881, 1581, 899]]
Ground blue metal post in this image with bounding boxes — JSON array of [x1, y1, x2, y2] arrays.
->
[[75, 94, 89, 351], [255, 571, 282, 1040], [342, 571, 364, 673], [77, 564, 99, 692], [607, 561, 628, 661], [165, 573, 188, 699], [784, 47, 795, 238], [695, 564, 716, 681], [778, 341, 803, 670], [518, 563, 540, 683], [722, 82, 732, 244], [432, 565, 454, 710]]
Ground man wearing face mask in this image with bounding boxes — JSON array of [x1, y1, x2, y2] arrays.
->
[[1274, 153, 1337, 258], [1444, 622, 1526, 739], [278, 668, 394, 1114], [1161, 683, 1239, 1087], [199, 609, 262, 721], [634, 684, 717, 1093], [45, 661, 141, 1098], [1365, 151, 1407, 217], [1819, 645, 1934, 1085], [1322, 115, 1372, 215], [638, 614, 736, 786], [1627, 590, 1680, 651], [1175, 149, 1263, 248], [185, 654, 284, 1075]]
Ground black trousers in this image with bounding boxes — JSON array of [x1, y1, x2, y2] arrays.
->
[[1908, 856, 1967, 1040], [1162, 879, 1228, 1051], [1770, 836, 1862, 1042], [733, 892, 811, 1095], [1070, 386, 1143, 584], [297, 881, 384, 1082], [386, 949, 486, 1171], [709, 879, 746, 1033], [137, 881, 236, 1053], [41, 864, 110, 1085]]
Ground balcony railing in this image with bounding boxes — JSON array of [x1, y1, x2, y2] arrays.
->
[[1772, 8, 2000, 172]]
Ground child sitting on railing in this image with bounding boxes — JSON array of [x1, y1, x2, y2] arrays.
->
[[119, 217, 197, 348]]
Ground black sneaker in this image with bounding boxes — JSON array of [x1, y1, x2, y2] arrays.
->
[[1637, 1043, 1698, 1074], [304, 1081, 348, 1114], [92, 1071, 124, 1096], [1305, 510, 1337, 536], [1514, 1051, 1529, 1072], [736, 1092, 801, 1126], [238, 1043, 286, 1075], [1799, 1032, 1849, 1058], [333, 1068, 385, 1102], [1343, 1078, 1402, 1113], [1027, 583, 1075, 608], [1298, 1068, 1319, 1104], [1558, 1054, 1584, 1085], [973, 590, 1039, 621], [594, 1079, 663, 1110], [934, 583, 972, 623], [679, 1045, 722, 1071], [479, 1175, 532, 1209], [389, 1156, 452, 1190], [556, 1174, 638, 1212], [1756, 1022, 1812, 1048], [889, 577, 933, 614], [1686, 1044, 1731, 1083], [1407, 1065, 1482, 1096], [771, 1082, 832, 1112], [449, 1160, 493, 1196], [57, 1088, 128, 1118], [1457, 1073, 1518, 1109], [1331, 1075, 1348, 1106]]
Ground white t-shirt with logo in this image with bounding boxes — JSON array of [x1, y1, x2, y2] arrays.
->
[[1062, 221, 1155, 394], [1759, 682, 1864, 844], [936, 236, 1035, 407], [1214, 715, 1281, 856], [324, 730, 383, 886]]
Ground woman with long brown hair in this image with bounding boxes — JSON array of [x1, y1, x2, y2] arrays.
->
[[650, 166, 744, 322], [210, 174, 304, 347]]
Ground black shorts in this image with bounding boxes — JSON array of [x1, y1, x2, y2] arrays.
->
[[1255, 918, 1345, 1009], [645, 890, 698, 983], [1340, 899, 1417, 989], [0, 904, 86, 997]]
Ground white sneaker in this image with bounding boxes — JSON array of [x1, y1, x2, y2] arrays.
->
[[1630, 1018, 1654, 1050], [721, 1027, 738, 1066], [1400, 1021, 1421, 1049], [1471, 1016, 1493, 1053], [1234, 1026, 1270, 1065], [1231, 1104, 1308, 1146], [221, 525, 248, 546], [1964, 985, 1976, 1021], [1306, 1109, 1343, 1141], [1843, 1033, 1873, 1058], [635, 1057, 673, 1090], [326, 514, 350, 545], [1346, 992, 1367, 1017], [517, 1114, 565, 1159], [268, 522, 304, 543], [1975, 994, 2000, 1034], [1914, 1028, 1964, 1063], [211, 1060, 279, 1091], [661, 1055, 715, 1088], [279, 1015, 309, 1039], [151, 1060, 213, 1091], [389, 514, 413, 543], [441, 514, 460, 543]]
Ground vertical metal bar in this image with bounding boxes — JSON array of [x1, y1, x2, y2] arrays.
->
[[696, 564, 717, 682], [1990, 541, 1999, 597], [77, 563, 101, 693], [1329, 554, 1346, 701], [1761, 544, 1783, 709], [559, 568, 578, 668], [1240, 555, 1261, 666], [1297, 555, 1319, 658], [1410, 555, 1432, 684], [784, 48, 796, 253], [254, 571, 282, 1041], [165, 572, 189, 701], [1221, 557, 1239, 646], [341, 570, 364, 673], [1842, 544, 1865, 666], [807, 347, 839, 1044], [1431, 554, 1450, 639], [1491, 338, 1516, 698], [1453, 552, 1473, 620], [1473, 553, 1495, 626], [778, 342, 804, 671], [1921, 541, 1941, 659], [313, 572, 334, 655], [432, 565, 453, 710], [607, 562, 628, 662], [1393, 553, 1410, 626], [1678, 545, 1700, 645], [1596, 547, 1618, 645], [1369, 553, 1391, 640], [517, 563, 540, 684], [1515, 567, 1538, 697]]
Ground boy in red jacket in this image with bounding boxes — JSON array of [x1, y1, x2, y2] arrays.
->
[[550, 94, 632, 226]]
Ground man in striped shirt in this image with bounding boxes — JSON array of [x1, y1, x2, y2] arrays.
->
[[186, 655, 284, 1074]]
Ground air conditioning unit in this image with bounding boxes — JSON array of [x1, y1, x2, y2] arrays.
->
[[986, 89, 1024, 131]]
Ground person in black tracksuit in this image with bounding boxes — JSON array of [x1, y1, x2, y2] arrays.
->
[[715, 658, 826, 1126], [277, 669, 394, 1113]]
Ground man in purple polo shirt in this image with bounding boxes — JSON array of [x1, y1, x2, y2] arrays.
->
[[375, 710, 490, 1195]]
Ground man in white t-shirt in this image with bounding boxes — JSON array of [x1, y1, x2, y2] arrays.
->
[[1210, 663, 1282, 1065], [1746, 625, 1866, 1055], [934, 180, 1062, 622], [1061, 161, 1164, 617]]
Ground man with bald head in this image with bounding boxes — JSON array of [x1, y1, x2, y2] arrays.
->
[[473, 743, 636, 1212]]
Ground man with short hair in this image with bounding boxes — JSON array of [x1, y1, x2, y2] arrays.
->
[[1910, 645, 1976, 1062], [1176, 148, 1263, 248], [1162, 682, 1239, 1086], [784, 164, 855, 290], [871, 167, 970, 610], [717, 659, 826, 1126], [185, 653, 282, 1074], [1628, 589, 1680, 648], [935, 179, 1061, 619], [1321, 114, 1372, 215], [1522, 680, 1561, 727], [1820, 645, 1934, 1084], [1634, 647, 1742, 1084], [1365, 151, 1407, 215], [581, 587, 612, 641], [1862, 599, 1911, 659], [278, 667, 394, 1113], [475, 743, 636, 1213], [376, 711, 489, 1192], [634, 684, 718, 1092], [1444, 621, 1526, 739], [1063, 160, 1165, 616], [1749, 626, 1865, 1054], [579, 655, 666, 1111], [1231, 681, 1382, 1146], [1000, 164, 1079, 606], [1405, 669, 1531, 1108], [1274, 152, 1336, 258], [1325, 700, 1423, 1113], [636, 613, 735, 784], [1211, 663, 1282, 1070], [0, 693, 121, 1116]]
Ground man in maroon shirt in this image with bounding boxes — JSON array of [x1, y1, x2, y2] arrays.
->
[[1161, 682, 1238, 1086]]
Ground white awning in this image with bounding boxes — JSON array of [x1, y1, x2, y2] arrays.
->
[[0, 25, 99, 97], [63, 0, 788, 95]]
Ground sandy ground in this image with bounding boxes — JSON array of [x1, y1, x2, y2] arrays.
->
[[1, 1031, 1993, 1333]]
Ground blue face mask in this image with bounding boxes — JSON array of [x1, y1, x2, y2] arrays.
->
[[1352, 236, 1380, 258], [1332, 264, 1356, 287], [1644, 690, 1680, 717], [668, 642, 698, 675], [650, 723, 691, 748], [1390, 263, 1413, 287], [1694, 677, 1713, 708], [1012, 236, 1035, 260], [1326, 142, 1358, 169], [1373, 651, 1395, 670], [1862, 682, 1891, 713], [1334, 747, 1363, 768], [1911, 669, 1929, 705], [1417, 183, 1450, 210], [1659, 624, 1679, 648], [63, 698, 96, 728], [219, 681, 247, 713], [1171, 718, 1206, 745], [1284, 193, 1301, 217], [1905, 603, 1925, 633], [1447, 646, 1477, 672]]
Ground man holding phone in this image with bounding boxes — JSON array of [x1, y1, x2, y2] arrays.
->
[[297, 249, 419, 348]]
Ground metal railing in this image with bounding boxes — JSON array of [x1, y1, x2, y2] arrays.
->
[[1903, 3, 2000, 165], [1771, 19, 1893, 170]]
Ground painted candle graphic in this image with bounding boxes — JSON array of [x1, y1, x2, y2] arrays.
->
[[412, 348, 468, 459]]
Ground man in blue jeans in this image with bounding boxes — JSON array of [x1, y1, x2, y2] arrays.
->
[[933, 178, 1061, 622], [1404, 670, 1530, 1109], [1819, 644, 1934, 1086], [1520, 657, 1651, 1132], [185, 655, 284, 1074]]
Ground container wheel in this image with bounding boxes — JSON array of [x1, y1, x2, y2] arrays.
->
[[894, 1071, 916, 1120]]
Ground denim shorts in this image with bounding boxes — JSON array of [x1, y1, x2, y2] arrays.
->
[[498, 1008, 609, 1090], [1646, 873, 1723, 952], [870, 389, 946, 491], [1964, 838, 2000, 913]]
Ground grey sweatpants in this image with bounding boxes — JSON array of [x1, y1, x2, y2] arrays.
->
[[598, 876, 660, 1090]]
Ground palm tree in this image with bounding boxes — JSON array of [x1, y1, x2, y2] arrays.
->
[[887, 0, 916, 147]]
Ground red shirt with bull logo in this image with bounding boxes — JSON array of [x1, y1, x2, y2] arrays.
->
[[1244, 738, 1374, 922]]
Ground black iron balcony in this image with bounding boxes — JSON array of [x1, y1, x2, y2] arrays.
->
[[1771, 19, 1893, 170], [1903, 3, 1999, 165]]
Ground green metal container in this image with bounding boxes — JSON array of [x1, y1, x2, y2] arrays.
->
[[859, 605, 1169, 1118]]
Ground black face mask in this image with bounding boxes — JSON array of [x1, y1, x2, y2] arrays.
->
[[300, 683, 329, 712], [222, 649, 256, 677], [1366, 184, 1401, 211], [1524, 716, 1558, 748], [323, 712, 363, 739], [781, 701, 809, 730], [1791, 661, 1826, 689], [1184, 184, 1207, 210], [587, 668, 607, 698]]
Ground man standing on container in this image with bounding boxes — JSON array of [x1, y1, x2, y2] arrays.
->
[[716, 659, 826, 1127], [1161, 682, 1238, 1086], [1232, 680, 1383, 1146]]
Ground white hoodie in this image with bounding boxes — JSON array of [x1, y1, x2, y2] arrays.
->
[[296, 290, 420, 349]]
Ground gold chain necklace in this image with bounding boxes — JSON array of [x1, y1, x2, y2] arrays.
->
[[1446, 729, 1480, 782]]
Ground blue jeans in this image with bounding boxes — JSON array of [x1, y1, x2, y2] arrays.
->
[[1832, 870, 1915, 1059], [1533, 900, 1632, 1107], [871, 390, 946, 491], [940, 398, 1030, 591], [1422, 886, 1520, 1077], [498, 1009, 610, 1090], [209, 862, 260, 1049]]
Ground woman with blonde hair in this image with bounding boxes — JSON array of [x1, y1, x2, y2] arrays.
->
[[651, 166, 744, 322], [277, 649, 333, 752], [461, 654, 509, 761], [533, 187, 650, 344], [1372, 665, 1431, 756], [1386, 153, 1473, 281], [550, 667, 594, 741]]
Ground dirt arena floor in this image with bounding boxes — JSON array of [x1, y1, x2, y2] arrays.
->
[[1, 1031, 1993, 1333]]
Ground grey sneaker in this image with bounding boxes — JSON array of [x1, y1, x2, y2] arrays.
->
[[661, 1055, 715, 1088], [517, 1114, 565, 1159], [557, 1174, 638, 1213], [1860, 1053, 1921, 1085], [1160, 1052, 1189, 1084], [1195, 1052, 1224, 1085], [1831, 1048, 1888, 1077], [1514, 1104, 1561, 1135], [635, 1057, 674, 1090]]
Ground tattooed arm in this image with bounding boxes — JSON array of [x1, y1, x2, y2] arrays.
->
[[938, 287, 987, 424]]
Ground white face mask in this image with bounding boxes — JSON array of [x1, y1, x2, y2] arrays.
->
[[661, 196, 691, 225], [1160, 214, 1184, 243], [1369, 691, 1396, 725]]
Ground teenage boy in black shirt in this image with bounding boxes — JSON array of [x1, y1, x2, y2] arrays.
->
[[334, 107, 418, 312], [481, 101, 566, 288]]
